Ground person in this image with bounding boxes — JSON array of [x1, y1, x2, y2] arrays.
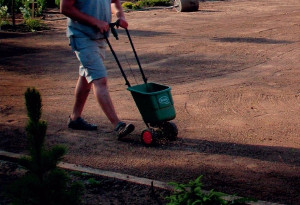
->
[[60, 0, 134, 139]]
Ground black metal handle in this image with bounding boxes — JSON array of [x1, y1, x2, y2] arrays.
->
[[104, 36, 131, 87], [124, 28, 147, 84], [104, 21, 148, 87], [109, 19, 120, 40]]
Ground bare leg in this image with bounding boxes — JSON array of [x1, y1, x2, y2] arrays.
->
[[92, 77, 120, 127], [70, 76, 92, 120]]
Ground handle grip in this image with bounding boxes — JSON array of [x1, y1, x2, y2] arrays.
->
[[104, 21, 148, 86], [109, 19, 120, 40]]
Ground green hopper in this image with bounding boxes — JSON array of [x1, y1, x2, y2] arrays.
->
[[105, 21, 178, 146]]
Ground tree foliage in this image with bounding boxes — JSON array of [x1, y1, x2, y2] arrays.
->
[[6, 88, 84, 205]]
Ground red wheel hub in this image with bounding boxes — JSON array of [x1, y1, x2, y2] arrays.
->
[[142, 131, 153, 145]]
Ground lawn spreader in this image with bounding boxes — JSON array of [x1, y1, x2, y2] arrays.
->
[[104, 21, 178, 146]]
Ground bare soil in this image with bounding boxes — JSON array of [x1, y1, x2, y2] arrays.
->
[[1, 0, 300, 204]]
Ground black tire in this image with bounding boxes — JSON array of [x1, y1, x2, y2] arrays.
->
[[162, 122, 178, 141]]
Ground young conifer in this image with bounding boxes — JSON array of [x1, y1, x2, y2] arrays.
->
[[7, 87, 84, 205]]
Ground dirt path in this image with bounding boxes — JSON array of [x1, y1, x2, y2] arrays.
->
[[1, 0, 300, 204]]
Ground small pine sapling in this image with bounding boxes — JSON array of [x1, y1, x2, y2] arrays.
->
[[7, 88, 84, 205]]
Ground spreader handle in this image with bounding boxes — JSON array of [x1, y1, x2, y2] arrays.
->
[[109, 19, 120, 40], [105, 20, 148, 86], [124, 28, 148, 84]]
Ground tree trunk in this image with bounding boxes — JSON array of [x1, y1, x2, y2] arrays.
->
[[12, 0, 15, 28]]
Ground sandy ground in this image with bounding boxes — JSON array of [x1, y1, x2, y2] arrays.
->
[[1, 0, 300, 204]]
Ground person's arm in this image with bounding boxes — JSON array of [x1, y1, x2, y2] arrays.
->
[[60, 0, 109, 34], [111, 0, 128, 29]]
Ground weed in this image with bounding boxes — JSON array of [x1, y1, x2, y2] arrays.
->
[[70, 171, 88, 177], [24, 18, 44, 31], [87, 178, 101, 187], [166, 176, 256, 205]]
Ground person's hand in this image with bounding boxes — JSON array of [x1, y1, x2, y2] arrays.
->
[[94, 20, 110, 34], [118, 17, 128, 29]]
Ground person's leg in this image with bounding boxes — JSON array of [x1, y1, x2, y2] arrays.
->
[[68, 76, 97, 130], [92, 77, 120, 127], [92, 77, 135, 139], [68, 38, 133, 136], [70, 76, 92, 121]]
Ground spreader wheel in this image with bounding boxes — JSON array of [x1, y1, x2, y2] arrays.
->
[[162, 121, 178, 141], [141, 129, 157, 146]]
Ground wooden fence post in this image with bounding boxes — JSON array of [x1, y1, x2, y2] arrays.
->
[[12, 0, 15, 27], [31, 0, 35, 17]]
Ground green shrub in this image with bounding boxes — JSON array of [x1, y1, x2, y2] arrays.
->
[[137, 0, 171, 7], [122, 0, 171, 10], [55, 0, 60, 8], [6, 88, 84, 205], [20, 6, 30, 19], [0, 5, 9, 29], [20, 0, 44, 17], [166, 176, 256, 205], [132, 3, 142, 10], [24, 18, 42, 31], [122, 2, 140, 10], [0, 0, 23, 13], [37, 0, 46, 10], [122, 1, 133, 9]]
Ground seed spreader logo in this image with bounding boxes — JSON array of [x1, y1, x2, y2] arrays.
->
[[159, 96, 170, 105]]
